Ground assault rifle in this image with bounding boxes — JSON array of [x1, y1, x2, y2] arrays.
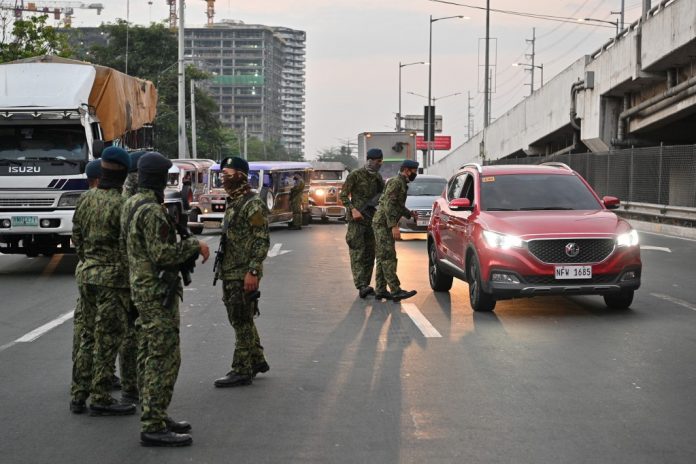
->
[[162, 212, 197, 308], [358, 192, 382, 222]]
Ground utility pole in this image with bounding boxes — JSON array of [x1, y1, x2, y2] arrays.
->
[[177, 0, 188, 158], [190, 79, 197, 159], [467, 91, 473, 140], [483, 0, 491, 128], [487, 69, 493, 126], [620, 0, 625, 31], [526, 27, 536, 94]]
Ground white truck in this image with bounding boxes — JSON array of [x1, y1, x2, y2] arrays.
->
[[0, 56, 157, 256], [357, 131, 418, 178]]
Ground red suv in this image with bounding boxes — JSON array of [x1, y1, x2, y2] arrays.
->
[[427, 162, 641, 312]]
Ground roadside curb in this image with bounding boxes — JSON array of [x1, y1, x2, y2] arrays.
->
[[628, 219, 696, 240]]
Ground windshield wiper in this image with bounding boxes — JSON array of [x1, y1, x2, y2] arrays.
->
[[22, 157, 80, 166], [0, 159, 22, 166], [519, 206, 574, 210]]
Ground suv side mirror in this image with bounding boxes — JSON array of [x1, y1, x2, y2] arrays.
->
[[449, 198, 472, 211], [603, 196, 620, 210], [92, 140, 105, 159]]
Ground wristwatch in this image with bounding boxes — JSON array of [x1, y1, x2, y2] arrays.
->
[[248, 269, 259, 276]]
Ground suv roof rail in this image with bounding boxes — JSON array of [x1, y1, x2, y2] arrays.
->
[[459, 163, 482, 173], [541, 162, 572, 171]]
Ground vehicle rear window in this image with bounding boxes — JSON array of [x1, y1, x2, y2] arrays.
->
[[481, 174, 601, 211], [408, 179, 446, 196]]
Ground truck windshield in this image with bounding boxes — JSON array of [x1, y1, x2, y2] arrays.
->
[[0, 125, 87, 161], [481, 174, 601, 211], [311, 170, 342, 181]]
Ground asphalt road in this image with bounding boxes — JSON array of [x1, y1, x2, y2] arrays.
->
[[0, 225, 695, 463]]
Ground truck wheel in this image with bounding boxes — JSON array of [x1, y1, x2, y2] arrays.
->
[[468, 256, 496, 312], [603, 290, 634, 309], [260, 187, 274, 211], [428, 241, 453, 291]]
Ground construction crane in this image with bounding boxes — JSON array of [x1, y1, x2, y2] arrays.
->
[[166, 0, 215, 30], [1, 1, 104, 28]]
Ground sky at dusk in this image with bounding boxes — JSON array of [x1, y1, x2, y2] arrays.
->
[[37, 1, 645, 159]]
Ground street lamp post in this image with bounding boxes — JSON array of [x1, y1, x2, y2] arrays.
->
[[397, 61, 426, 132], [427, 14, 468, 169], [578, 17, 619, 36], [513, 62, 544, 94]]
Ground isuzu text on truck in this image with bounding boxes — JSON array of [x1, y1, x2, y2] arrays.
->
[[0, 56, 157, 256]]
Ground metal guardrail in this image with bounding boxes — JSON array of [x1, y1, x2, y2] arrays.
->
[[618, 201, 696, 226]]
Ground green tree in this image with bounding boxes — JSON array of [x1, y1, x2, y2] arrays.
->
[[81, 20, 238, 159], [316, 145, 358, 170], [0, 15, 72, 63]]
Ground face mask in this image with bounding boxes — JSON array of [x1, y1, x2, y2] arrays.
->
[[366, 159, 382, 172], [223, 172, 247, 196], [408, 172, 417, 182]]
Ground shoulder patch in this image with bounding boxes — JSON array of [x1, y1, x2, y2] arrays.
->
[[250, 211, 266, 227], [159, 222, 170, 241]]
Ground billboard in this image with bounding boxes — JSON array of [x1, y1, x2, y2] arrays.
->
[[416, 135, 451, 151]]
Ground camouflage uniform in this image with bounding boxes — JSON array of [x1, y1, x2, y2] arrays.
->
[[217, 190, 270, 376], [289, 177, 305, 227], [122, 189, 200, 433], [123, 172, 139, 198], [372, 174, 411, 293], [339, 167, 385, 290], [71, 188, 129, 406]]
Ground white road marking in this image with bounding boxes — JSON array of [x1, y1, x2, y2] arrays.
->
[[15, 311, 74, 343], [401, 303, 442, 338], [267, 243, 291, 257], [640, 245, 671, 253], [651, 293, 696, 312]]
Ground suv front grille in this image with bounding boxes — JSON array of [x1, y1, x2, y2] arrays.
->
[[523, 274, 618, 285], [0, 198, 55, 207], [527, 238, 615, 264]]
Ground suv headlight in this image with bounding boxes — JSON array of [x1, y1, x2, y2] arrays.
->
[[616, 229, 639, 247], [58, 192, 82, 208], [483, 230, 523, 249]]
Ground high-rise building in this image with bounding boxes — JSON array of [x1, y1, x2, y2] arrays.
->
[[185, 21, 306, 156]]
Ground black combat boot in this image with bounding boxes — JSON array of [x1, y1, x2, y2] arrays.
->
[[140, 429, 192, 447], [89, 397, 137, 416], [358, 286, 375, 298], [252, 361, 270, 377], [391, 289, 417, 302], [373, 289, 392, 300], [214, 371, 253, 388], [164, 416, 192, 433], [120, 390, 139, 405], [69, 399, 86, 414]]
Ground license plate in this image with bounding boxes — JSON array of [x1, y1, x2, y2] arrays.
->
[[11, 216, 38, 227], [554, 265, 592, 279], [417, 219, 429, 226]]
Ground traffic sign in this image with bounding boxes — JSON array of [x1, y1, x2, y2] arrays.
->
[[416, 135, 451, 151]]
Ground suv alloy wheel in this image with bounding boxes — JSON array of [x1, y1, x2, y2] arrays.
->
[[468, 255, 496, 312], [428, 241, 453, 291]]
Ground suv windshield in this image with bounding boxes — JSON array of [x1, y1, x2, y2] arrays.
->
[[481, 174, 601, 211], [409, 178, 446, 196], [0, 125, 87, 161]]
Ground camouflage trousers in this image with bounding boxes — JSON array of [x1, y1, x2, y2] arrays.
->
[[291, 200, 303, 227], [346, 220, 385, 290], [71, 284, 128, 405], [135, 299, 181, 433], [118, 300, 139, 397], [223, 280, 266, 376], [373, 223, 401, 293]]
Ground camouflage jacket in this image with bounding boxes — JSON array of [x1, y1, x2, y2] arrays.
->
[[373, 174, 411, 228], [72, 188, 128, 288], [339, 167, 385, 217], [290, 178, 305, 204], [218, 191, 270, 281], [122, 173, 139, 198], [121, 189, 200, 305]]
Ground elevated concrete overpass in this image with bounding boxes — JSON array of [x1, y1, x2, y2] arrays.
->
[[430, 0, 696, 177]]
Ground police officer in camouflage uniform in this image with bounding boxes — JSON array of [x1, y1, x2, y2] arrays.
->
[[70, 147, 136, 416], [214, 156, 271, 388], [117, 149, 147, 405], [339, 148, 386, 298], [70, 159, 101, 387], [122, 152, 210, 447], [288, 173, 305, 230], [372, 159, 419, 302]]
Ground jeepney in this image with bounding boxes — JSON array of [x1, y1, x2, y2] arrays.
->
[[193, 161, 312, 229], [308, 161, 348, 222]]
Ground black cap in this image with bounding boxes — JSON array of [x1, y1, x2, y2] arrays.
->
[[220, 156, 249, 175], [138, 151, 172, 174], [401, 159, 419, 169], [366, 148, 383, 160], [128, 150, 147, 173], [85, 159, 102, 179]]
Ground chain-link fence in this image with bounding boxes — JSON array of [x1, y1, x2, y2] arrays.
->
[[490, 144, 696, 208]]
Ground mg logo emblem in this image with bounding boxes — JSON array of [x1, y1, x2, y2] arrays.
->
[[565, 242, 580, 257]]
